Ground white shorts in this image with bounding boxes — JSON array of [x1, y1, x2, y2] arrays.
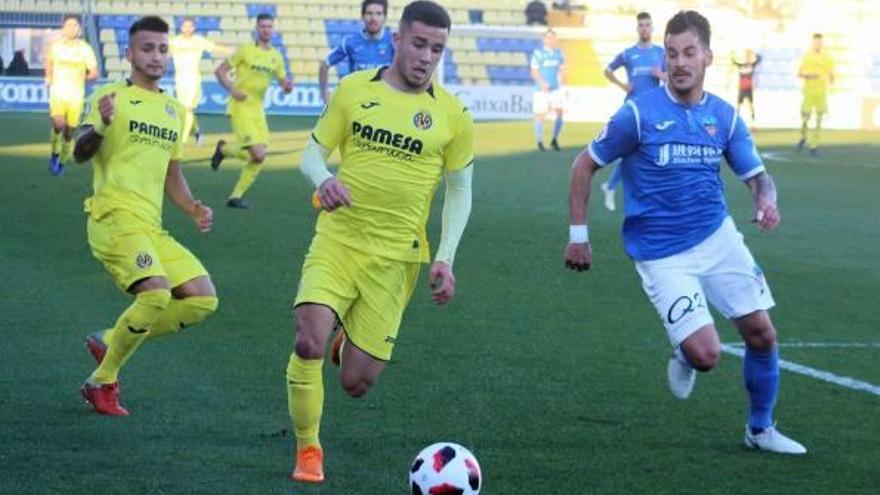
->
[[533, 89, 566, 114], [634, 216, 775, 347]]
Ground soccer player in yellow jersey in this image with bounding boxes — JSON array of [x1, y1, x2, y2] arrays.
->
[[211, 12, 293, 208], [797, 33, 835, 157], [170, 17, 230, 145], [73, 17, 218, 416], [45, 15, 98, 175], [287, 1, 474, 483]]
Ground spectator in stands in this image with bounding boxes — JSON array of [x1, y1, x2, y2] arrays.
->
[[319, 0, 394, 104], [7, 50, 29, 76], [525, 1, 548, 26]]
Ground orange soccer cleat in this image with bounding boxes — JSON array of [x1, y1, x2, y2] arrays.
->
[[291, 445, 325, 483], [329, 331, 346, 367], [80, 382, 129, 416]]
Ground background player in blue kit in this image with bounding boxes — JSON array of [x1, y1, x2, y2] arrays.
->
[[530, 29, 566, 151], [601, 12, 665, 211], [564, 10, 806, 455], [319, 0, 394, 104]]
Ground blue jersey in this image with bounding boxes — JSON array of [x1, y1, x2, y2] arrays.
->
[[325, 30, 394, 75], [588, 86, 765, 261], [607, 44, 666, 100], [530, 47, 565, 90]]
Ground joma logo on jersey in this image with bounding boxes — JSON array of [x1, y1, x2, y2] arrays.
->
[[654, 143, 722, 167], [129, 120, 179, 142], [352, 121, 423, 154]]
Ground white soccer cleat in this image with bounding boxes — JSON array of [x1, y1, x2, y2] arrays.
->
[[744, 425, 807, 455], [601, 182, 616, 212], [667, 356, 696, 399]]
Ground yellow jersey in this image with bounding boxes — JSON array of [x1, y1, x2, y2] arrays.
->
[[48, 38, 97, 101], [311, 68, 474, 263], [170, 34, 215, 85], [82, 80, 185, 226], [226, 42, 286, 115], [799, 51, 834, 95]]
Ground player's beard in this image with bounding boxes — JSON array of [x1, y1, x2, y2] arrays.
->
[[401, 61, 433, 89], [133, 60, 166, 82]]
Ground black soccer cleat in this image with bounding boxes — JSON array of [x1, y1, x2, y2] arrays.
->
[[537, 142, 546, 152], [550, 139, 561, 151], [226, 197, 251, 209], [211, 140, 225, 170]]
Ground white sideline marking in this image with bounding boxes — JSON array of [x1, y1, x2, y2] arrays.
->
[[759, 151, 794, 162], [725, 342, 880, 349], [720, 344, 880, 397]]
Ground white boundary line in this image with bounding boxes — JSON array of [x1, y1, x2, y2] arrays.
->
[[724, 342, 880, 349], [720, 344, 880, 397]]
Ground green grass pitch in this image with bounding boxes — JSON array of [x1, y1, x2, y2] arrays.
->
[[1, 112, 878, 493]]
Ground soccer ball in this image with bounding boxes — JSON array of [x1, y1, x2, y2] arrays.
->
[[409, 442, 482, 495]]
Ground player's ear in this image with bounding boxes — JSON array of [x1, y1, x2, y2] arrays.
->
[[705, 47, 714, 68], [124, 45, 132, 64]]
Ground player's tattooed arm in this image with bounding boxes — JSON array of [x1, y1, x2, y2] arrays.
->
[[745, 171, 780, 231], [73, 126, 102, 163]]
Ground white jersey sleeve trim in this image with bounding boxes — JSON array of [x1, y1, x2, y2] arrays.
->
[[728, 111, 738, 140], [625, 99, 641, 141], [588, 143, 609, 167], [738, 164, 765, 182]]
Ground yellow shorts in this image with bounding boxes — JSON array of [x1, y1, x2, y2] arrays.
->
[[87, 210, 209, 292], [230, 110, 269, 148], [294, 234, 421, 361], [801, 92, 827, 115], [49, 97, 84, 127]]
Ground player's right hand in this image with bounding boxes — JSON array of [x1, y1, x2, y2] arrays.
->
[[564, 242, 592, 272], [316, 178, 352, 212], [99, 92, 116, 126], [231, 89, 247, 101]]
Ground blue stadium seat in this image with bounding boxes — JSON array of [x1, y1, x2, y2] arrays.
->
[[247, 3, 277, 18]]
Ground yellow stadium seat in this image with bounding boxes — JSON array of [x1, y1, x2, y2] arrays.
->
[[169, 2, 184, 15], [99, 29, 116, 42], [103, 43, 119, 57]]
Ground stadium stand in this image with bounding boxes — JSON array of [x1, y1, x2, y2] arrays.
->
[[2, 0, 878, 93]]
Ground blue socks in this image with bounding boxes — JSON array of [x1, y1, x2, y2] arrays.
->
[[552, 117, 563, 141], [744, 345, 779, 432], [607, 162, 623, 189], [534, 121, 544, 144]]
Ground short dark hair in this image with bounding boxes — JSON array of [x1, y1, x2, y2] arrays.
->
[[665, 10, 711, 48], [62, 14, 80, 24], [129, 16, 169, 37], [256, 12, 274, 22], [362, 0, 388, 16], [181, 16, 196, 25], [400, 1, 451, 32], [637, 12, 651, 21], [813, 33, 823, 39]]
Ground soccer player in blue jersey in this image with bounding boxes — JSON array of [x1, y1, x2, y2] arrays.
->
[[601, 12, 665, 211], [564, 10, 806, 454], [530, 29, 566, 151], [319, 0, 394, 104]]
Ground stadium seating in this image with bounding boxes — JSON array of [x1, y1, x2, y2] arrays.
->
[[3, 0, 878, 93]]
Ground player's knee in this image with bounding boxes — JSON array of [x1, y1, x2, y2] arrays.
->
[[294, 314, 328, 359], [688, 346, 721, 371], [250, 149, 266, 164], [137, 288, 173, 311], [340, 375, 374, 398], [52, 121, 65, 133], [181, 295, 219, 326]]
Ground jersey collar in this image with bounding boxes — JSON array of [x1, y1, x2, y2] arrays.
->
[[371, 66, 436, 99], [664, 84, 707, 107]]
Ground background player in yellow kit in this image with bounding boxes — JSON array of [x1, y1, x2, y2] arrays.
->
[[211, 13, 293, 209], [73, 16, 218, 416], [45, 14, 98, 175], [797, 33, 835, 156], [170, 17, 230, 145], [287, 1, 474, 483]]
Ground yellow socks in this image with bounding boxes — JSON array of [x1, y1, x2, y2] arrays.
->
[[287, 354, 324, 450], [146, 296, 218, 339], [229, 162, 261, 199], [61, 138, 73, 163], [810, 114, 823, 150], [51, 130, 63, 155], [182, 108, 195, 143], [90, 289, 171, 384], [222, 145, 252, 162]]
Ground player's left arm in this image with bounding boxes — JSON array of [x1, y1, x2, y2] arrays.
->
[[165, 161, 212, 233], [85, 45, 99, 81], [432, 106, 475, 305], [725, 114, 779, 231]]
